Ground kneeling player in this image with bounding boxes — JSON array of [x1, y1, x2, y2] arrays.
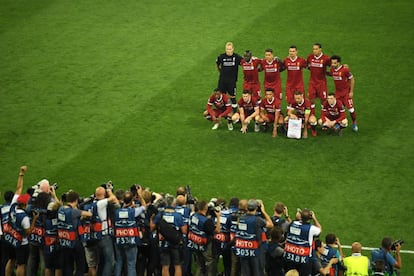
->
[[257, 88, 284, 138], [284, 91, 317, 138], [203, 88, 234, 130], [318, 93, 348, 135], [232, 90, 260, 134]]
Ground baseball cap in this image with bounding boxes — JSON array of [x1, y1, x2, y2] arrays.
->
[[247, 199, 258, 211], [17, 194, 31, 205]]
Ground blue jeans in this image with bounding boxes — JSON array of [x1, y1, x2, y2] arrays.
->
[[97, 236, 115, 275], [114, 245, 137, 276]]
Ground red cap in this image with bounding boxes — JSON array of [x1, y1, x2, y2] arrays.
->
[[17, 194, 31, 205]]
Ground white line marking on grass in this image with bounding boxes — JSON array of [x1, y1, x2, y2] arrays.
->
[[341, 245, 414, 254]]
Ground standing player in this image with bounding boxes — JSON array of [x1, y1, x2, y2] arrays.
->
[[240, 50, 262, 100], [232, 90, 260, 134], [257, 88, 283, 138], [318, 93, 348, 135], [203, 88, 234, 130], [329, 55, 358, 132], [285, 91, 317, 138], [261, 48, 284, 101], [216, 42, 243, 112], [307, 43, 331, 115], [283, 45, 307, 105]]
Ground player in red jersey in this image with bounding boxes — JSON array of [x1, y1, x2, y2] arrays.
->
[[240, 50, 262, 100], [261, 48, 284, 101], [257, 88, 284, 138], [203, 88, 234, 130], [307, 43, 331, 115], [232, 90, 260, 134], [285, 91, 318, 138], [329, 55, 358, 132], [283, 46, 307, 105], [318, 93, 348, 135]]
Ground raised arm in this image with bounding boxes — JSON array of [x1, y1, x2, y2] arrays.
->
[[259, 202, 274, 229], [15, 165, 27, 195]]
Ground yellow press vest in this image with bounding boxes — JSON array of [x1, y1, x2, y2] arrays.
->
[[343, 255, 369, 276]]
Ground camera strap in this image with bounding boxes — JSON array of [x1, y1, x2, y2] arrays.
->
[[382, 248, 393, 274]]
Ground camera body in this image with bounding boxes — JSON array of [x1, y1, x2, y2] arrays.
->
[[207, 203, 221, 217], [51, 183, 59, 191], [29, 182, 58, 199], [391, 239, 404, 250], [30, 207, 48, 216], [101, 180, 113, 191], [207, 199, 223, 217]]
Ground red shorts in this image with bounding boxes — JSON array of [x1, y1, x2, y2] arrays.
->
[[324, 116, 340, 123], [264, 83, 282, 100], [238, 110, 255, 118], [286, 86, 305, 105], [243, 82, 262, 99], [208, 109, 227, 120], [336, 94, 354, 109], [265, 113, 275, 122], [308, 80, 327, 101]]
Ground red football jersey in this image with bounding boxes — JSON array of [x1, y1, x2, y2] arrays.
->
[[331, 65, 353, 95], [261, 58, 283, 87], [238, 96, 259, 115], [288, 98, 312, 119], [307, 53, 331, 83], [321, 99, 346, 122], [206, 93, 231, 117], [283, 56, 307, 88], [241, 58, 261, 84], [260, 97, 280, 114]]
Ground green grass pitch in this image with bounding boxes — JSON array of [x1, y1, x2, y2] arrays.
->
[[1, 0, 413, 272]]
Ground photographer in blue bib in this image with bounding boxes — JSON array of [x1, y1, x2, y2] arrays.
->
[[233, 199, 273, 276], [371, 237, 403, 276], [3, 166, 40, 276], [93, 184, 119, 275], [283, 208, 322, 275], [150, 194, 186, 276], [188, 200, 221, 276]]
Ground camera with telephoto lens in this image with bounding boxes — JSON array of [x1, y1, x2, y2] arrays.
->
[[185, 185, 194, 204], [78, 195, 95, 209], [391, 239, 404, 250], [207, 198, 223, 217], [100, 180, 113, 191], [101, 180, 113, 191], [29, 181, 58, 199]]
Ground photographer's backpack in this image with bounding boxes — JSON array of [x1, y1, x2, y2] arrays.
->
[[157, 217, 184, 246]]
